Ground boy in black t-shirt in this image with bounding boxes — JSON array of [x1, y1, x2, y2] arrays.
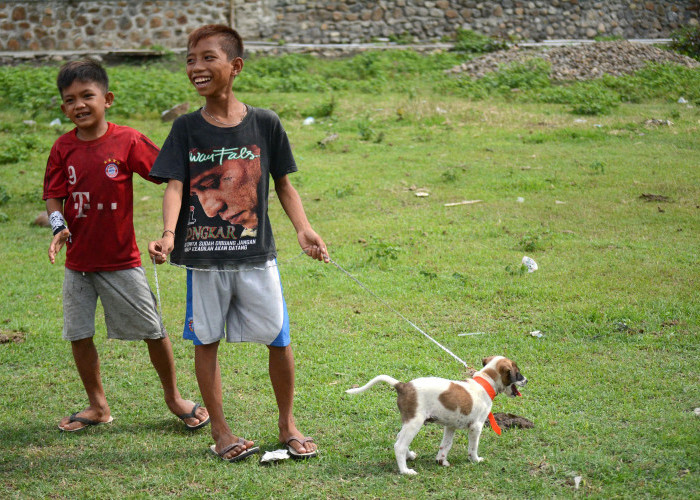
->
[[149, 24, 328, 462]]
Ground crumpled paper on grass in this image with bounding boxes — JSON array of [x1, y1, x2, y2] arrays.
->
[[260, 449, 291, 464]]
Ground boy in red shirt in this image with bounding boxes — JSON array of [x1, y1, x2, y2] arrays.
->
[[43, 60, 209, 432]]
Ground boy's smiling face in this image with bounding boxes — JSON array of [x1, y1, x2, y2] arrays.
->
[[186, 35, 243, 97], [60, 80, 113, 139]]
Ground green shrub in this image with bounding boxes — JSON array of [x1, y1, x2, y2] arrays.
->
[[0, 136, 40, 164], [388, 32, 415, 45], [0, 185, 10, 205], [669, 25, 700, 60], [449, 28, 509, 54], [0, 66, 57, 117]]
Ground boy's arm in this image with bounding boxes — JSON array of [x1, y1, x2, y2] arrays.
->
[[46, 198, 70, 264], [148, 179, 183, 264], [274, 175, 329, 262]]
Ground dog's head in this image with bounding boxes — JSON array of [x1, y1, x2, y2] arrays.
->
[[481, 356, 527, 397]]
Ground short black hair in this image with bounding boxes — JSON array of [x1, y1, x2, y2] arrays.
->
[[188, 24, 244, 60], [56, 60, 109, 96]]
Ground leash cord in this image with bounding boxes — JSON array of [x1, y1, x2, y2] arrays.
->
[[152, 256, 163, 319], [151, 252, 469, 369], [327, 257, 469, 369]]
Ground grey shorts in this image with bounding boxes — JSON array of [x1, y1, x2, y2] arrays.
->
[[183, 259, 290, 347], [62, 267, 166, 342]]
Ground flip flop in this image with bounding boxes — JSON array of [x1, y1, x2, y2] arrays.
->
[[209, 438, 260, 463], [178, 402, 210, 430], [285, 436, 318, 459], [58, 412, 114, 432]]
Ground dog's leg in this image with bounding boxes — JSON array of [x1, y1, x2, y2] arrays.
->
[[467, 422, 484, 463], [435, 426, 456, 467], [394, 418, 423, 475]]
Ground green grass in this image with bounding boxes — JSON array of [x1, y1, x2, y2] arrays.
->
[[0, 56, 698, 498]]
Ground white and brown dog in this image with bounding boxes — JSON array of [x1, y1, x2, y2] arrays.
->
[[345, 356, 527, 475]]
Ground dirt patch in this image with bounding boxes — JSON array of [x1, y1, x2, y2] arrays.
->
[[493, 412, 534, 430], [0, 330, 26, 344], [639, 193, 672, 203]]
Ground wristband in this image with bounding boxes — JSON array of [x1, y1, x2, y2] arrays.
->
[[49, 211, 67, 235], [162, 229, 175, 238]]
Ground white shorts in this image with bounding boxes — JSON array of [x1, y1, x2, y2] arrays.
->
[[183, 259, 290, 347], [62, 267, 166, 341]]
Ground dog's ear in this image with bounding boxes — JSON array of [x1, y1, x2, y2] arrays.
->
[[482, 356, 496, 366], [509, 362, 519, 384]]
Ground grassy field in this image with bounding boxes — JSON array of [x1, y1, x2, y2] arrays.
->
[[0, 55, 698, 498]]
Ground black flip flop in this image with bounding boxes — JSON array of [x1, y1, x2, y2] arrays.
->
[[58, 412, 113, 432], [210, 438, 260, 463], [178, 402, 210, 430]]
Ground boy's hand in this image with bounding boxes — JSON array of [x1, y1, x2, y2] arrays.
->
[[48, 228, 70, 264], [298, 228, 329, 263], [148, 235, 174, 265]]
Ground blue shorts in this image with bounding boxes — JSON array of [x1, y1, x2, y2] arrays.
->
[[183, 259, 290, 347]]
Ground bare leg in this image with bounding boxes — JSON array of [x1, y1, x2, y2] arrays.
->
[[195, 342, 254, 459], [267, 344, 317, 455], [144, 336, 208, 427], [58, 337, 111, 430]]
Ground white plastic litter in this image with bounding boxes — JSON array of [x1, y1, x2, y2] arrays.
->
[[50, 118, 62, 127], [522, 256, 538, 272], [260, 449, 291, 463], [444, 200, 482, 207], [574, 476, 582, 490], [530, 330, 544, 338], [678, 97, 688, 104], [517, 197, 525, 203], [303, 116, 315, 125], [458, 332, 486, 336]]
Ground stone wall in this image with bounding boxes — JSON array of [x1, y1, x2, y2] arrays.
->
[[0, 1, 230, 51], [0, 0, 698, 52]]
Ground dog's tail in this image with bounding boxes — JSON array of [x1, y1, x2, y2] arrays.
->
[[346, 375, 400, 395]]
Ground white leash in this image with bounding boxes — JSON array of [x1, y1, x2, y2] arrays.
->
[[151, 252, 470, 369], [152, 256, 163, 319], [327, 257, 470, 369]]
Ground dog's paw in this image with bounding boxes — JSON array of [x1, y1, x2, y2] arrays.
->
[[407, 451, 417, 461], [436, 458, 451, 467], [469, 456, 484, 463], [400, 468, 418, 475]]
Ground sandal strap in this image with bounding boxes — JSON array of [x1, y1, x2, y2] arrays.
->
[[217, 438, 247, 457], [286, 436, 314, 446], [177, 403, 200, 420], [69, 412, 101, 426]]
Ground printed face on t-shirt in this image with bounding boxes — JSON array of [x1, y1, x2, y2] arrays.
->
[[190, 157, 261, 230]]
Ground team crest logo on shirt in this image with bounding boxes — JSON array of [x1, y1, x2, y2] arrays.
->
[[104, 159, 121, 178]]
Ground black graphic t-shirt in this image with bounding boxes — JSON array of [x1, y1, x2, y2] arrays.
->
[[150, 106, 297, 265]]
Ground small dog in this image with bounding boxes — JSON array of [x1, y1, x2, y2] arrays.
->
[[345, 356, 527, 475]]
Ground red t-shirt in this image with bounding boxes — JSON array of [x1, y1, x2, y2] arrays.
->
[[43, 123, 161, 272]]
